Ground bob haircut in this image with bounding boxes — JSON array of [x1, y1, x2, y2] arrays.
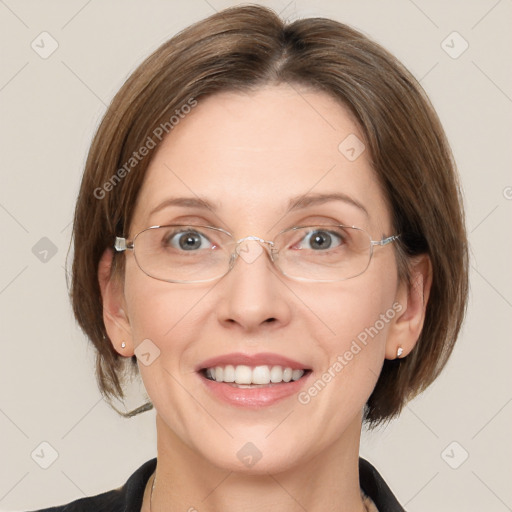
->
[[70, 5, 468, 426]]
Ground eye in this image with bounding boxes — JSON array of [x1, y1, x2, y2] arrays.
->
[[297, 229, 344, 251], [165, 229, 213, 251]]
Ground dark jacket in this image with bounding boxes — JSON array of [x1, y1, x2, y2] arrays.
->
[[27, 457, 405, 511]]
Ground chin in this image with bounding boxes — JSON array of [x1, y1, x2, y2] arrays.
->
[[193, 431, 313, 476]]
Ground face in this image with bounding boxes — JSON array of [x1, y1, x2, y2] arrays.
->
[[110, 84, 404, 474]]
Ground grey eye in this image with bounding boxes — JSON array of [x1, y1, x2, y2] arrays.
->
[[300, 230, 343, 250], [167, 230, 211, 251]]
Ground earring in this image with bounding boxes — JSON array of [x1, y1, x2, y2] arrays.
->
[[396, 346, 403, 358], [121, 341, 126, 349]]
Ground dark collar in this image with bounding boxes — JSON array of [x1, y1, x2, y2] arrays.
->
[[359, 458, 406, 511]]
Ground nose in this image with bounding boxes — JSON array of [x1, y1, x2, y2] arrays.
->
[[215, 238, 292, 332]]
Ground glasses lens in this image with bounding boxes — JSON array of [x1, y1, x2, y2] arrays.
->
[[133, 225, 233, 283], [130, 224, 374, 283], [274, 225, 371, 281]]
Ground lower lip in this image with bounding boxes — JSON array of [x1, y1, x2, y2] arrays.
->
[[198, 372, 311, 408]]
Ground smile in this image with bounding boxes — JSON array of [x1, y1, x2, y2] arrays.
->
[[196, 352, 312, 407], [202, 364, 309, 386]]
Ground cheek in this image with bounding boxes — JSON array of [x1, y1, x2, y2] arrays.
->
[[309, 278, 396, 351], [291, 280, 398, 443], [122, 270, 210, 412], [123, 261, 206, 349], [302, 269, 399, 397]]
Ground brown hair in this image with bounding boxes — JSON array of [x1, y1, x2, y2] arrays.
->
[[70, 5, 468, 425]]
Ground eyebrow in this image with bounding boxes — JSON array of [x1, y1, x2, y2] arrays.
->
[[149, 192, 368, 218], [286, 192, 368, 217], [149, 196, 216, 217]]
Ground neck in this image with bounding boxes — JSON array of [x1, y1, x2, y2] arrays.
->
[[143, 413, 367, 512]]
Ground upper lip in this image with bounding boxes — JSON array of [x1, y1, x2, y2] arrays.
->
[[196, 352, 310, 371]]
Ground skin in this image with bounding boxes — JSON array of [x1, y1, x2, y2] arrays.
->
[[99, 84, 431, 512]]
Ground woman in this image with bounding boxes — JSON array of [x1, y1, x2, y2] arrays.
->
[[30, 5, 468, 511]]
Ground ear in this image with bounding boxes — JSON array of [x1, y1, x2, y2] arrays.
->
[[385, 254, 433, 360], [98, 248, 134, 356]]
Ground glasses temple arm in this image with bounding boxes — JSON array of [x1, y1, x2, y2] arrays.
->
[[372, 234, 401, 246]]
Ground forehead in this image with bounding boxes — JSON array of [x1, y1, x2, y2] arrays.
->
[[131, 84, 391, 235]]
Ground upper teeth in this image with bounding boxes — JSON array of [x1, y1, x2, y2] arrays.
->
[[205, 365, 305, 385]]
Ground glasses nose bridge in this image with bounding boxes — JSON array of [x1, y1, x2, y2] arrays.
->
[[235, 234, 274, 252], [231, 235, 276, 267]]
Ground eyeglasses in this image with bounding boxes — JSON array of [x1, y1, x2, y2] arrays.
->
[[114, 224, 400, 283]]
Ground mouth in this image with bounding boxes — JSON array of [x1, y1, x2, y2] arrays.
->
[[200, 364, 312, 388], [195, 352, 313, 407], [198, 365, 312, 408]]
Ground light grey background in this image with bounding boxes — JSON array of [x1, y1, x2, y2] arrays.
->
[[1, 1, 511, 511]]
